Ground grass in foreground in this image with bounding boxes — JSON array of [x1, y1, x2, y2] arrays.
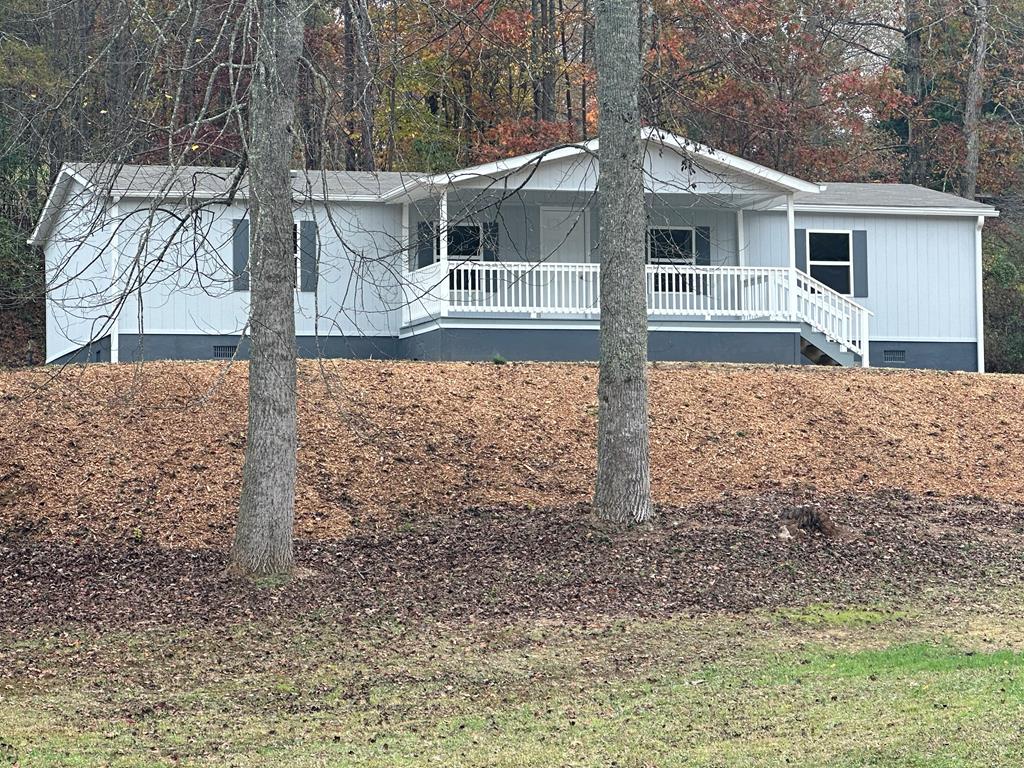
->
[[3, 596, 1024, 767]]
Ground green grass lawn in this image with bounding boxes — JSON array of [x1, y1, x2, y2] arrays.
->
[[4, 594, 1024, 767]]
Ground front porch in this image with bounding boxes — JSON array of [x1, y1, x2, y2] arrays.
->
[[390, 130, 870, 366], [400, 261, 870, 367]]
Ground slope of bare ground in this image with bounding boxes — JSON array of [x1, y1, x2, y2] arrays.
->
[[0, 359, 1022, 547]]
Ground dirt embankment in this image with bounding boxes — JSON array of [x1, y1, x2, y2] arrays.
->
[[1, 360, 1022, 547]]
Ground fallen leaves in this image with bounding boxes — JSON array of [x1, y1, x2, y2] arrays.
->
[[0, 360, 1022, 548], [2, 491, 1024, 634]]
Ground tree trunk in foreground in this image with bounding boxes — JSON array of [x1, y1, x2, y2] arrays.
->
[[593, 0, 652, 525], [230, 0, 303, 576], [962, 0, 990, 200]]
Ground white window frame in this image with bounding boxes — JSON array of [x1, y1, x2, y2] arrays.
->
[[806, 229, 853, 296], [540, 206, 591, 263], [434, 221, 484, 262], [646, 225, 696, 265]]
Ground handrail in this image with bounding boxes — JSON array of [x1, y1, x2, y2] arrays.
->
[[404, 260, 871, 366], [792, 270, 870, 363]]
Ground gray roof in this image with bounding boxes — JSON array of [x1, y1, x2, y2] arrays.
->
[[62, 164, 997, 212], [64, 162, 414, 200], [795, 182, 996, 212]]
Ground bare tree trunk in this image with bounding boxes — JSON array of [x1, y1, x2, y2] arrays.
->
[[581, 0, 589, 138], [230, 0, 304, 577], [340, 0, 377, 171], [594, 0, 652, 525], [962, 0, 990, 200], [903, 0, 929, 185], [542, 0, 557, 121]]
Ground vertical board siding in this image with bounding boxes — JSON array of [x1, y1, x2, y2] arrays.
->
[[115, 199, 403, 341], [745, 210, 978, 340], [45, 178, 118, 360]]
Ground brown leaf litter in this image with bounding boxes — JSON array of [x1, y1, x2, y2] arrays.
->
[[1, 360, 1023, 548]]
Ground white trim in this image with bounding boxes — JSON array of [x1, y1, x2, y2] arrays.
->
[[736, 209, 746, 267], [786, 195, 797, 304], [386, 127, 824, 201], [434, 221, 484, 261], [400, 202, 409, 274], [437, 192, 449, 318], [399, 317, 803, 338], [644, 129, 824, 194], [645, 225, 696, 265], [976, 215, 986, 372], [871, 336, 978, 343], [109, 202, 120, 363], [775, 203, 999, 218], [540, 206, 591, 263], [805, 229, 854, 297]]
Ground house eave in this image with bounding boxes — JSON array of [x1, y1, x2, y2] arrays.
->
[[775, 203, 1000, 218], [643, 128, 824, 195]]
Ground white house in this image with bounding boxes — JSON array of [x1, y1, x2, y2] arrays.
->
[[30, 128, 998, 370]]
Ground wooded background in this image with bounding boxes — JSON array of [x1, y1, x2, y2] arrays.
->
[[2, 0, 1023, 370]]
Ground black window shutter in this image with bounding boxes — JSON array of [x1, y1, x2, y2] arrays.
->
[[299, 220, 318, 292], [852, 230, 868, 297], [416, 222, 436, 270], [482, 222, 499, 262], [232, 219, 249, 291], [795, 228, 807, 272], [695, 226, 712, 265]]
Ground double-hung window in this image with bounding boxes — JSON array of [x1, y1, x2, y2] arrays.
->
[[438, 223, 483, 291], [436, 223, 483, 262], [806, 231, 852, 295], [647, 227, 695, 292]]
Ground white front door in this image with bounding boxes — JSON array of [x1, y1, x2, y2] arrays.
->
[[540, 207, 590, 263]]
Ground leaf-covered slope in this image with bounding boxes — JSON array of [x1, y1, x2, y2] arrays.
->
[[1, 360, 1022, 546]]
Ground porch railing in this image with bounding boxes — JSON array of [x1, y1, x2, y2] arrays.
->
[[404, 261, 870, 365]]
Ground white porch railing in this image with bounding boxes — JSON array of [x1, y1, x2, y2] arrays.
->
[[403, 261, 870, 365]]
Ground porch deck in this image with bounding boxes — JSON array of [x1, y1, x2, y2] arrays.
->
[[402, 262, 871, 366]]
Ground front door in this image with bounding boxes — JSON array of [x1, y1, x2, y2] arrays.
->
[[540, 207, 590, 263]]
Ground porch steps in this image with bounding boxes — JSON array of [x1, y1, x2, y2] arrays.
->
[[799, 324, 861, 367]]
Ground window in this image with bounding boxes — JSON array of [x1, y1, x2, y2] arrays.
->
[[807, 231, 852, 295], [436, 223, 483, 261], [647, 227, 695, 292]]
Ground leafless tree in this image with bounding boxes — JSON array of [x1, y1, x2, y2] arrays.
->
[[593, 0, 652, 525], [230, 0, 306, 576], [962, 0, 991, 200]]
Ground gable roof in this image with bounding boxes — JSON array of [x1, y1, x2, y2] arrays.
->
[[383, 127, 825, 200], [30, 134, 999, 246]]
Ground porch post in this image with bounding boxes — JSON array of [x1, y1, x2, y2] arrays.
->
[[400, 201, 410, 327], [400, 201, 409, 273], [975, 214, 986, 372], [109, 201, 120, 363], [735, 208, 746, 267], [786, 194, 797, 321], [438, 189, 449, 317]]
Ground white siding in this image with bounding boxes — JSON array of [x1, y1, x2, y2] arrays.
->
[[44, 179, 119, 361], [745, 210, 979, 341], [111, 198, 403, 339]]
